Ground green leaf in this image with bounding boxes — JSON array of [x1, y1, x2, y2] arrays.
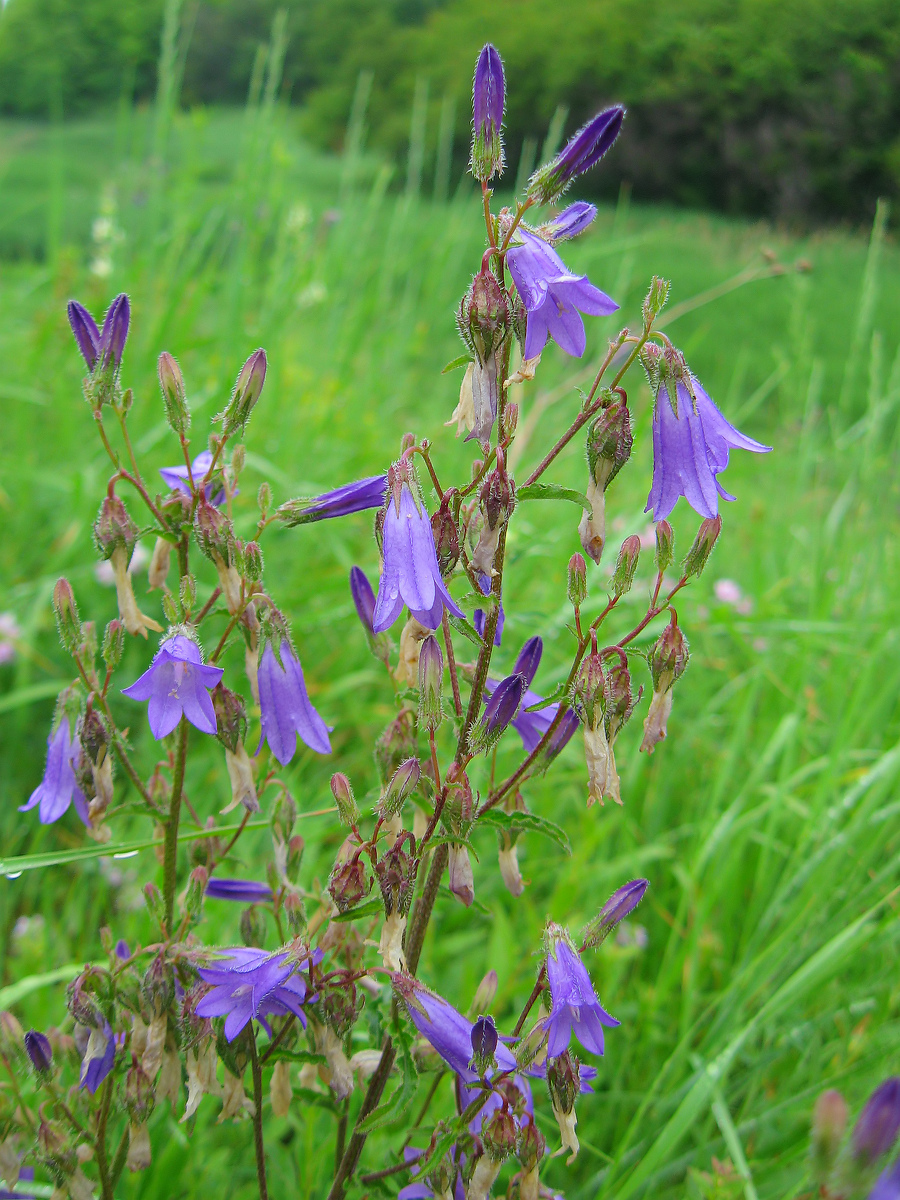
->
[[479, 808, 571, 855], [332, 897, 383, 924], [523, 684, 567, 712], [447, 613, 483, 647], [441, 353, 472, 374], [516, 482, 592, 514], [264, 1048, 326, 1065]]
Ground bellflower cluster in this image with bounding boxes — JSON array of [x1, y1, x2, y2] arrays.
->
[[10, 36, 777, 1200]]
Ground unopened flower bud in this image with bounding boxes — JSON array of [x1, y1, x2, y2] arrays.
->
[[586, 398, 632, 491], [548, 1047, 580, 1115], [567, 552, 587, 607], [431, 499, 461, 577], [242, 541, 264, 583], [482, 1105, 517, 1161], [470, 43, 505, 182], [270, 789, 297, 846], [501, 400, 518, 440], [471, 970, 498, 1016], [53, 578, 82, 654], [655, 519, 674, 575], [583, 879, 648, 948], [98, 622, 124, 675], [448, 843, 474, 908], [379, 758, 420, 820], [157, 351, 189, 436], [240, 905, 267, 948], [811, 1089, 848, 1181], [477, 673, 525, 751], [93, 495, 138, 559], [329, 856, 370, 913], [852, 1078, 900, 1166], [212, 685, 247, 754], [184, 866, 208, 922], [25, 1030, 53, 1075], [528, 105, 624, 204], [330, 773, 359, 827], [513, 635, 543, 687], [350, 566, 376, 636], [648, 620, 689, 694], [219, 348, 267, 435], [257, 481, 272, 515], [417, 635, 444, 731], [613, 535, 641, 597], [517, 1119, 546, 1182], [682, 515, 722, 579], [98, 293, 130, 373], [470, 1015, 498, 1076], [642, 276, 670, 325], [143, 882, 165, 929]]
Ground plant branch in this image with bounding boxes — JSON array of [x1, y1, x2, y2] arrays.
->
[[248, 1031, 270, 1200], [162, 716, 189, 933]]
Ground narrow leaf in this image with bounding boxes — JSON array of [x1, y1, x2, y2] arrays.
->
[[516, 483, 592, 514], [332, 898, 383, 924]]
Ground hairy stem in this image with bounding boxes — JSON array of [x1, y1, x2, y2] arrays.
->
[[327, 1032, 397, 1200], [442, 610, 463, 718], [162, 716, 189, 933], [248, 1031, 270, 1200], [109, 1127, 129, 1192], [95, 1075, 114, 1200]]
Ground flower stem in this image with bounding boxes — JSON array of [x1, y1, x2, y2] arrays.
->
[[95, 1075, 114, 1200], [248, 1030, 270, 1200], [442, 611, 463, 718], [162, 716, 189, 934]]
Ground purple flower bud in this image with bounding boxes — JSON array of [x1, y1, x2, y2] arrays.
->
[[277, 475, 387, 526], [471, 1015, 498, 1062], [24, 1030, 52, 1075], [379, 757, 421, 819], [544, 202, 598, 243], [583, 879, 648, 948], [349, 566, 376, 635], [481, 672, 527, 739], [115, 940, 131, 960], [97, 293, 130, 372], [513, 636, 543, 688], [529, 106, 625, 204], [219, 348, 267, 435], [330, 772, 360, 826], [204, 878, 274, 904], [471, 44, 505, 181], [853, 1078, 900, 1165], [870, 1159, 900, 1200], [67, 300, 100, 370]]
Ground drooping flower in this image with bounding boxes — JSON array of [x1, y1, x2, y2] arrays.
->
[[196, 946, 321, 1040], [401, 982, 517, 1086], [528, 106, 624, 204], [542, 202, 597, 243], [506, 228, 618, 361], [79, 1020, 117, 1093], [123, 632, 223, 739], [204, 879, 274, 904], [159, 450, 228, 507], [542, 926, 619, 1058], [372, 463, 463, 633], [350, 566, 377, 635], [473, 572, 504, 645], [19, 716, 89, 826], [277, 475, 388, 526], [256, 634, 331, 764], [643, 344, 771, 522]]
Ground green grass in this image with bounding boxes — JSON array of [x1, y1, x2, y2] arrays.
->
[[1, 101, 899, 1200]]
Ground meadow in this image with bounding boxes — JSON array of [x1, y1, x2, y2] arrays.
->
[[0, 87, 899, 1199]]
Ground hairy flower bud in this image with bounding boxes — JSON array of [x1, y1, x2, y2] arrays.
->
[[157, 351, 189, 436], [613, 535, 641, 597], [583, 879, 648, 948], [219, 348, 267, 435], [655, 519, 675, 575], [417, 635, 444, 731], [811, 1089, 848, 1181], [470, 1015, 498, 1076], [379, 758, 421, 820], [94, 495, 138, 560], [240, 905, 267, 948], [641, 620, 689, 754], [242, 541, 264, 583], [567, 553, 587, 608], [643, 276, 670, 325], [25, 1030, 53, 1075], [852, 1078, 900, 1166], [328, 855, 370, 914], [528, 105, 624, 204], [682, 515, 722, 579], [431, 498, 461, 577], [53, 578, 82, 654], [330, 773, 359, 827], [477, 673, 526, 751], [587, 398, 632, 491], [501, 400, 518, 441], [101, 619, 125, 670], [548, 1050, 581, 1162], [212, 685, 247, 754], [470, 43, 505, 182], [98, 293, 130, 373]]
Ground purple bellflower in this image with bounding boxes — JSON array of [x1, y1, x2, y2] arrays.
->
[[159, 449, 228, 507], [473, 572, 504, 645], [543, 202, 597, 243], [196, 946, 321, 1040], [24, 1030, 52, 1074], [279, 475, 388, 525], [205, 878, 274, 904], [870, 1160, 900, 1200], [19, 716, 89, 825], [67, 294, 130, 373], [257, 633, 332, 763], [481, 673, 527, 739], [80, 1020, 117, 1093], [529, 106, 624, 203], [402, 983, 517, 1086], [350, 566, 377, 635], [515, 690, 577, 755], [123, 632, 223, 739], [644, 344, 771, 521], [372, 463, 463, 632], [854, 1079, 900, 1165], [542, 925, 619, 1058], [115, 940, 130, 960], [506, 228, 618, 361]]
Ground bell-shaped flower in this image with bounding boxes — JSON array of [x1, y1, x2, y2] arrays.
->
[[79, 1019, 117, 1093], [506, 228, 618, 360], [20, 716, 89, 825], [196, 946, 322, 1040], [159, 450, 228, 507], [542, 925, 619, 1058], [401, 982, 517, 1086], [373, 465, 463, 633], [644, 345, 770, 521], [122, 632, 223, 739], [256, 635, 331, 763]]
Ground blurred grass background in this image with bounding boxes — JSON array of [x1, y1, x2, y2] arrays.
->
[[1, 3, 900, 1198]]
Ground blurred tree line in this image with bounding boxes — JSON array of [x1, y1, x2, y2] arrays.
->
[[1, 0, 898, 222]]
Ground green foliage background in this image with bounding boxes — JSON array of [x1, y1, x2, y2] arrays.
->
[[1, 0, 900, 219]]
